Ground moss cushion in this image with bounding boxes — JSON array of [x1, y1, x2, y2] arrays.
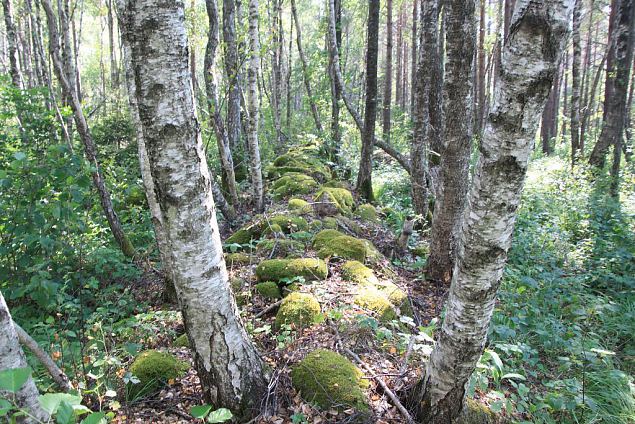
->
[[255, 258, 328, 282], [275, 292, 321, 328]]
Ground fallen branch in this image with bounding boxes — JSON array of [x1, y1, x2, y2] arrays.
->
[[328, 321, 415, 423], [254, 300, 283, 318], [14, 322, 71, 392]]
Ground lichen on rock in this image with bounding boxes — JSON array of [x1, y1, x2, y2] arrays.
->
[[275, 292, 321, 327], [255, 258, 328, 282], [290, 349, 369, 412]]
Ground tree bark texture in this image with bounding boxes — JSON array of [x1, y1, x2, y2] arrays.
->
[[117, 0, 268, 417], [2, 0, 22, 88], [223, 0, 243, 155], [356, 0, 380, 201], [412, 0, 574, 421], [382, 0, 393, 143], [570, 0, 582, 164], [0, 291, 50, 423]]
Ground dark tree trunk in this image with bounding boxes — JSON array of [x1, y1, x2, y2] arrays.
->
[[356, 0, 380, 201], [382, 0, 393, 143], [395, 4, 403, 108], [223, 0, 243, 160], [570, 0, 583, 164], [328, 0, 342, 158], [590, 0, 634, 167], [426, 0, 475, 286], [579, 0, 596, 150], [410, 0, 418, 113], [474, 0, 486, 136]]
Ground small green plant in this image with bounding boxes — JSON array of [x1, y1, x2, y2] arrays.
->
[[190, 405, 233, 423]]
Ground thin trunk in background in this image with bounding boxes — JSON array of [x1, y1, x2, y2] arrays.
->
[[290, 0, 324, 135], [382, 0, 393, 143], [2, 0, 22, 88], [106, 0, 118, 88], [395, 4, 403, 108], [117, 0, 268, 416], [223, 0, 243, 160], [410, 0, 418, 113], [42, 0, 136, 258], [475, 0, 486, 136], [270, 0, 284, 150], [411, 0, 574, 420], [357, 0, 380, 201], [247, 0, 265, 211], [328, 0, 342, 159], [570, 0, 582, 164], [205, 0, 240, 207], [579, 0, 596, 150]]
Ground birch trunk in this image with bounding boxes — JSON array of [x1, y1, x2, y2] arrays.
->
[[382, 0, 393, 143], [205, 0, 240, 206], [356, 0, 380, 201], [2, 0, 22, 88], [117, 0, 268, 417], [223, 0, 243, 155], [247, 0, 265, 211], [270, 0, 284, 150], [412, 0, 574, 421], [42, 0, 136, 258], [0, 292, 50, 423], [410, 0, 418, 114], [290, 0, 324, 135], [328, 0, 342, 155]]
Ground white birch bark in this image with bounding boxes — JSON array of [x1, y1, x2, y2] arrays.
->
[[413, 0, 575, 421], [0, 292, 49, 423], [116, 0, 268, 417], [246, 0, 265, 211]]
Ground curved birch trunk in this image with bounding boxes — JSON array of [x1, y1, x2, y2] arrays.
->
[[117, 0, 268, 417], [41, 0, 136, 258], [0, 292, 50, 423], [412, 0, 574, 421], [246, 0, 265, 211]]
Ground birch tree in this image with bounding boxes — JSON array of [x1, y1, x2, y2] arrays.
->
[[2, 0, 22, 89], [411, 0, 575, 421], [41, 0, 136, 258], [247, 0, 265, 211], [382, 0, 393, 143], [570, 0, 582, 164], [0, 291, 50, 423], [117, 0, 268, 417]]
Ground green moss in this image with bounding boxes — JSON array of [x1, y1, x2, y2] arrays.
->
[[265, 215, 309, 233], [372, 281, 412, 317], [282, 282, 301, 296], [322, 179, 348, 188], [269, 149, 332, 181], [341, 261, 379, 285], [454, 398, 498, 424], [312, 229, 346, 250], [225, 221, 264, 246], [314, 187, 355, 215], [322, 217, 339, 229], [256, 239, 305, 258], [290, 349, 369, 412], [318, 235, 368, 262], [173, 334, 189, 348], [272, 173, 318, 199], [230, 277, 246, 293], [411, 244, 429, 258], [255, 281, 282, 299], [288, 198, 313, 214], [230, 278, 250, 306], [225, 252, 250, 266], [336, 216, 363, 235], [354, 287, 397, 322], [255, 258, 328, 282], [355, 204, 378, 222], [128, 350, 188, 397], [275, 292, 321, 328]]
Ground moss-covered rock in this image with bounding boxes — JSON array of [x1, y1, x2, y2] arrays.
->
[[275, 292, 321, 328], [322, 217, 339, 229], [336, 216, 363, 235], [341, 261, 379, 285], [314, 187, 354, 216], [354, 287, 397, 322], [256, 239, 305, 258], [312, 229, 347, 250], [264, 215, 309, 234], [268, 147, 332, 182], [455, 398, 499, 424], [290, 349, 369, 412], [173, 334, 189, 348], [225, 222, 263, 246], [355, 204, 378, 222], [225, 252, 250, 266], [322, 179, 348, 189], [373, 281, 412, 316], [281, 281, 302, 296], [255, 258, 328, 282], [272, 173, 318, 199], [255, 281, 282, 299], [288, 198, 313, 214], [128, 350, 188, 397], [317, 235, 368, 262]]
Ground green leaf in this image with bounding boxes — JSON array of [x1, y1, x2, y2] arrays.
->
[[0, 367, 31, 393], [0, 398, 12, 416], [55, 400, 75, 424], [190, 404, 212, 418], [81, 412, 106, 424], [206, 408, 233, 423], [501, 373, 526, 381], [39, 393, 82, 414]]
